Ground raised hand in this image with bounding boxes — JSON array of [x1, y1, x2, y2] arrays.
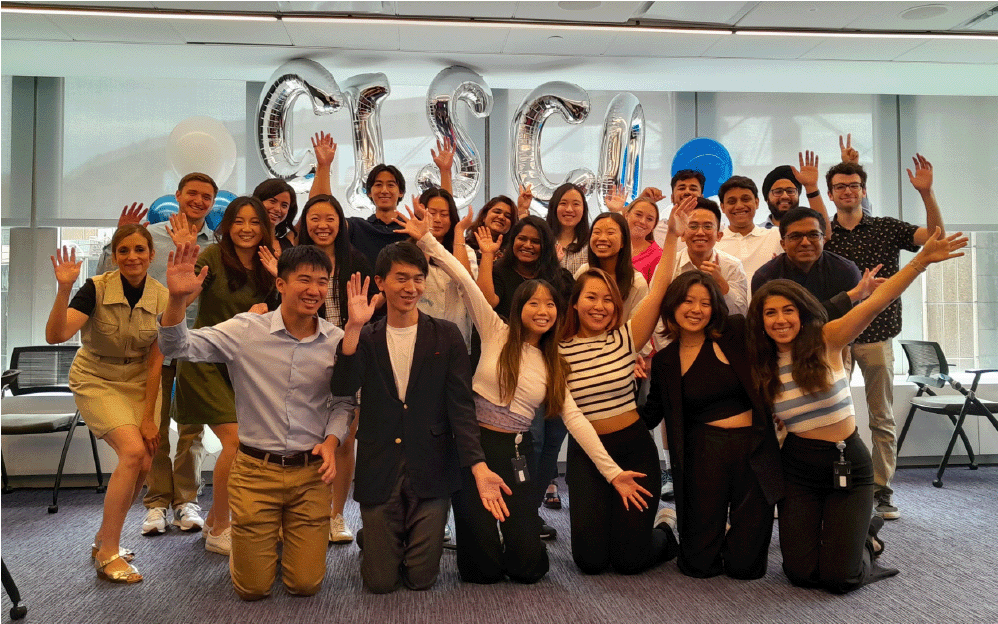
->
[[852, 264, 885, 301], [311, 131, 337, 169], [166, 243, 208, 300], [393, 202, 431, 241], [517, 184, 534, 217], [472, 463, 513, 521], [907, 153, 934, 194], [475, 226, 502, 256], [791, 150, 819, 190], [50, 246, 82, 287], [455, 206, 474, 237], [166, 212, 196, 247], [431, 136, 455, 173], [610, 470, 652, 511], [700, 252, 729, 293], [918, 228, 967, 266], [668, 194, 697, 238], [345, 272, 382, 326], [117, 202, 147, 227], [605, 183, 627, 213], [410, 194, 426, 219], [840, 133, 859, 164], [258, 245, 278, 278], [637, 186, 666, 203]]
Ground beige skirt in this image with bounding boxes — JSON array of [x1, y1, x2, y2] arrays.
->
[[68, 349, 161, 439]]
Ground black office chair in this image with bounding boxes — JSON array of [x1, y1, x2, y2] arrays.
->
[[897, 340, 998, 488], [1, 345, 105, 512]]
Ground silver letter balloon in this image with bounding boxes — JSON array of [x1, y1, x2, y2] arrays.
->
[[340, 73, 391, 213], [415, 66, 493, 209], [596, 93, 645, 209], [256, 58, 344, 192], [510, 82, 596, 203]]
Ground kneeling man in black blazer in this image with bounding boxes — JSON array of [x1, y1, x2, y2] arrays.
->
[[333, 242, 510, 594]]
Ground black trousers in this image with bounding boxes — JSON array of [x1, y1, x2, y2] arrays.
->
[[680, 424, 774, 579], [567, 420, 678, 575], [779, 429, 893, 594], [453, 427, 548, 584]]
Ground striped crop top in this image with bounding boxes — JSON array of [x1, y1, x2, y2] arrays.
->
[[772, 352, 854, 433], [559, 323, 637, 422]]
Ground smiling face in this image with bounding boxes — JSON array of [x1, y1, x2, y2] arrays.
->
[[426, 197, 452, 241], [762, 294, 801, 352], [574, 277, 616, 337], [781, 216, 825, 271], [589, 217, 623, 261], [175, 180, 216, 224], [556, 189, 585, 230], [513, 224, 542, 267], [369, 170, 403, 211], [484, 201, 514, 236], [766, 179, 799, 222], [683, 208, 721, 256], [828, 173, 866, 212], [305, 201, 340, 250], [277, 264, 329, 320], [262, 191, 292, 226], [375, 261, 425, 317], [521, 284, 558, 344], [625, 201, 657, 241], [229, 204, 264, 251], [671, 177, 703, 205], [721, 187, 760, 233], [113, 232, 154, 283], [674, 283, 712, 337]]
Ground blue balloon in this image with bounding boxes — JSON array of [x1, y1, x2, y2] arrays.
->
[[671, 138, 733, 199], [147, 195, 179, 224], [206, 191, 237, 231]]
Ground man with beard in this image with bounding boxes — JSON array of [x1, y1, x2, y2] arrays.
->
[[760, 152, 830, 235]]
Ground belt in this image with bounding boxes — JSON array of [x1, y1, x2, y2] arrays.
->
[[93, 354, 139, 365], [238, 443, 315, 467]]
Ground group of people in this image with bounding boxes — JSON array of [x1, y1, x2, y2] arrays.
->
[[47, 132, 966, 598]]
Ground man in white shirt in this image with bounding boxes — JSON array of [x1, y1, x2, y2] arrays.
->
[[650, 170, 705, 248], [672, 197, 749, 316], [714, 176, 782, 288]]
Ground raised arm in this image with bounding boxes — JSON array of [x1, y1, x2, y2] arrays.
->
[[631, 196, 694, 349], [474, 226, 502, 308], [161, 243, 209, 329], [451, 206, 475, 276], [340, 272, 382, 356], [45, 247, 90, 344], [309, 131, 336, 199], [823, 229, 967, 349], [431, 137, 455, 195], [908, 154, 945, 244], [792, 150, 831, 239]]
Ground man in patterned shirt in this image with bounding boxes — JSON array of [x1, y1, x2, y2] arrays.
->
[[823, 156, 945, 520]]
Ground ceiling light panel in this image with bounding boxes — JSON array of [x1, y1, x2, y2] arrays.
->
[[281, 18, 400, 49], [845, 1, 997, 31], [502, 24, 616, 55], [603, 30, 724, 58], [737, 1, 882, 29], [704, 32, 826, 59], [401, 23, 509, 53], [512, 1, 647, 24], [44, 12, 187, 43], [641, 1, 749, 26], [393, 1, 517, 19]]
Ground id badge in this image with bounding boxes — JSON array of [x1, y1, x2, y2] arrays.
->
[[833, 460, 852, 490], [511, 456, 530, 484]]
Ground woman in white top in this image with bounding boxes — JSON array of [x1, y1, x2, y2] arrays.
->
[[559, 198, 693, 574], [574, 211, 650, 320], [746, 228, 965, 593], [395, 204, 645, 585]]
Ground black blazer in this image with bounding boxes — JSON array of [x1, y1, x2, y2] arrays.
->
[[332, 312, 485, 505], [641, 315, 783, 530]]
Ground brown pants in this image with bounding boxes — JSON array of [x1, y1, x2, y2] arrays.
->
[[228, 450, 333, 600], [143, 362, 205, 509]]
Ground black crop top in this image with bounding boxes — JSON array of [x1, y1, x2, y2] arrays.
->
[[681, 340, 753, 424]]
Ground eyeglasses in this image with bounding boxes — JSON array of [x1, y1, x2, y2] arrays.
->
[[686, 223, 716, 232], [769, 188, 798, 197], [784, 231, 823, 243], [831, 183, 864, 192]]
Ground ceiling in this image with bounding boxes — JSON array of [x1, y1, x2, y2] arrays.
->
[[2, 1, 997, 95]]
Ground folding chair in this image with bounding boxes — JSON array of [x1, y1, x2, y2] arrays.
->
[[897, 340, 998, 488], [1, 346, 105, 512]]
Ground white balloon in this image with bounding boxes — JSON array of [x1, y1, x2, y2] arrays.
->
[[167, 116, 237, 186]]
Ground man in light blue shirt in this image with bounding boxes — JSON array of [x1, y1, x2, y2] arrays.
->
[[159, 243, 353, 600]]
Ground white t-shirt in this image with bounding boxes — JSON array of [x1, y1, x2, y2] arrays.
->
[[715, 226, 783, 289], [385, 323, 418, 401]]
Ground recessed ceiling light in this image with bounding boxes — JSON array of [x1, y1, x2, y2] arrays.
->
[[558, 1, 602, 11], [900, 4, 950, 20]]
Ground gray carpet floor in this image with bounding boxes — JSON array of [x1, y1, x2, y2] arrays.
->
[[2, 466, 996, 624]]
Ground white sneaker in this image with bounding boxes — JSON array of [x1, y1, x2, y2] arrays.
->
[[329, 513, 354, 544], [172, 503, 204, 532], [205, 527, 232, 555], [654, 507, 677, 533], [141, 507, 168, 536]]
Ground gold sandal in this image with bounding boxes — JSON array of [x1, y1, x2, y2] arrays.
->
[[91, 543, 135, 563], [94, 553, 143, 584]]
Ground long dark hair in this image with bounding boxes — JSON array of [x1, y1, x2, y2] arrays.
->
[[561, 268, 624, 340], [747, 280, 830, 408], [419, 187, 460, 254], [297, 194, 355, 324], [498, 279, 568, 419], [658, 271, 728, 342], [545, 183, 589, 254], [466, 195, 517, 251], [587, 212, 635, 302], [496, 216, 569, 295], [214, 196, 274, 296], [252, 178, 298, 239]]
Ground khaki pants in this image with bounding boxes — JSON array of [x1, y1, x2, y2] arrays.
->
[[143, 362, 205, 509], [228, 450, 333, 601], [850, 340, 896, 498]]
